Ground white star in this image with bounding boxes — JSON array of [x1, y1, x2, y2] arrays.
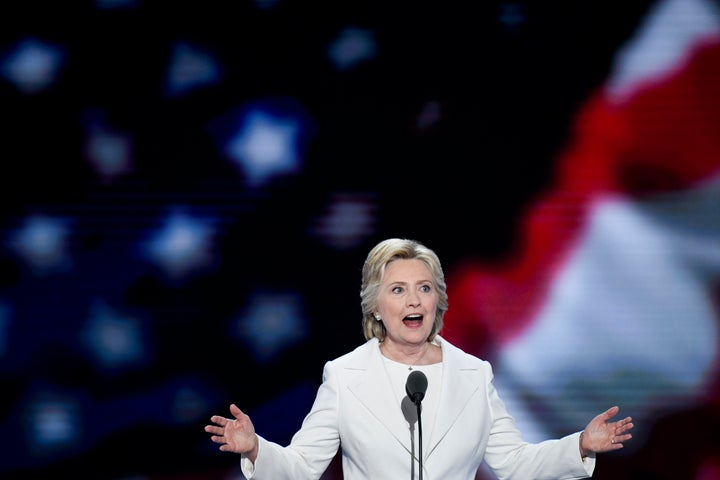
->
[[143, 210, 217, 279], [225, 112, 300, 186], [7, 214, 73, 275]]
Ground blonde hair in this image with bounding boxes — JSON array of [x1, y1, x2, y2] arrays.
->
[[360, 238, 448, 342]]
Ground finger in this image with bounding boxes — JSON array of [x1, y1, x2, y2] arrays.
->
[[210, 415, 228, 426], [611, 431, 632, 446], [618, 421, 634, 433], [603, 405, 620, 420], [205, 425, 224, 435], [615, 419, 632, 432], [230, 403, 243, 418]]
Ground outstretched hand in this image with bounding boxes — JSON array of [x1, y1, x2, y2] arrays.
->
[[580, 405, 634, 456], [204, 404, 259, 462]]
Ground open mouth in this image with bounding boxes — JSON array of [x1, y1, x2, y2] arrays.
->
[[403, 314, 423, 327]]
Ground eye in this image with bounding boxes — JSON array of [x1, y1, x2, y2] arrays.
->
[[392, 286, 404, 294], [420, 284, 432, 293]]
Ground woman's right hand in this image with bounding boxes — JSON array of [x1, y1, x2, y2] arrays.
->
[[205, 403, 259, 462]]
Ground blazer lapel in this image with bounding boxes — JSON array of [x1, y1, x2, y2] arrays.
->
[[425, 336, 481, 459], [346, 339, 414, 453]]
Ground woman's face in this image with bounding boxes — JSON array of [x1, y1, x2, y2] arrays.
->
[[376, 258, 438, 347]]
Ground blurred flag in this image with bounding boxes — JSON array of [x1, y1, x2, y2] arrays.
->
[[443, 0, 720, 477]]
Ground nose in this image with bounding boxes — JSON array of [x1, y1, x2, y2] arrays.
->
[[407, 290, 421, 307]]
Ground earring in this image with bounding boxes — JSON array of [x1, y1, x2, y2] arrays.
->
[[374, 313, 381, 321]]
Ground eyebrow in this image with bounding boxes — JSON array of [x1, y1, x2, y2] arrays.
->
[[385, 279, 433, 286]]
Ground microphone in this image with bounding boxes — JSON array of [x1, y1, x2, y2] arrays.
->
[[405, 370, 428, 480], [406, 370, 428, 406]]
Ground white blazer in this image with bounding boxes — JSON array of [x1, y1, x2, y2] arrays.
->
[[242, 335, 595, 480]]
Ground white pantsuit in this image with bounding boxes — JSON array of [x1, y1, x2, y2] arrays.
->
[[242, 335, 595, 480]]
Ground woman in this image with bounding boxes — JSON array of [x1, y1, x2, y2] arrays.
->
[[205, 238, 634, 479]]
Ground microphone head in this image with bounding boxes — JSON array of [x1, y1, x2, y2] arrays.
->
[[405, 370, 428, 404]]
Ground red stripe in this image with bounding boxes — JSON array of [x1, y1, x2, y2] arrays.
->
[[443, 38, 720, 352]]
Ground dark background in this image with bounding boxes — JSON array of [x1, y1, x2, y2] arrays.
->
[[6, 1, 708, 479]]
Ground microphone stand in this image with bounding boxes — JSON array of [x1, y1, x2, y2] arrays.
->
[[415, 400, 423, 480]]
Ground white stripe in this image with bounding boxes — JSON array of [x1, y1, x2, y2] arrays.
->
[[496, 174, 720, 442], [607, 0, 720, 103]]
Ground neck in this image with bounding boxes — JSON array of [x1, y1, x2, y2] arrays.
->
[[380, 340, 437, 367]]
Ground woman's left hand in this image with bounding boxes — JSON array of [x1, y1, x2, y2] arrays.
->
[[580, 405, 634, 456]]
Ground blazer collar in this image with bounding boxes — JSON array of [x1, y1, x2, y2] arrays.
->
[[346, 336, 481, 459]]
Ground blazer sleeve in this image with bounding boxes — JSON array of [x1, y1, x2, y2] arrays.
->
[[242, 361, 341, 479], [482, 362, 596, 480]]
